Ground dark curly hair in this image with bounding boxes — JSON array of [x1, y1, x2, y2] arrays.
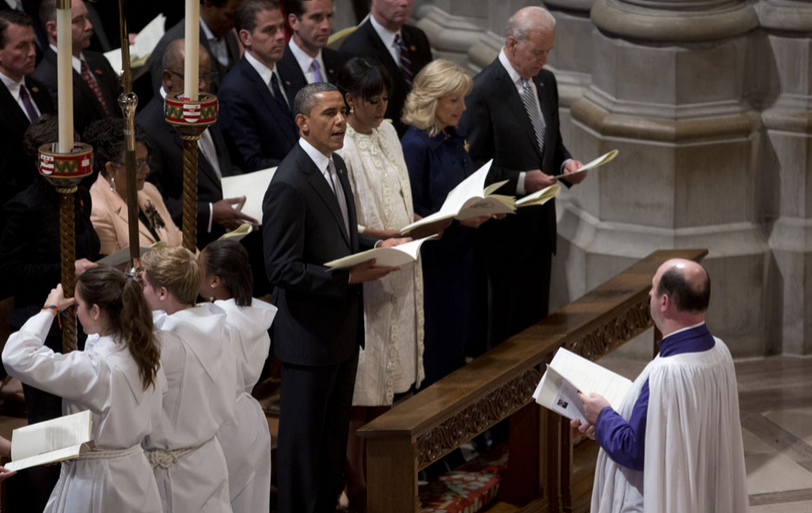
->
[[82, 118, 153, 178]]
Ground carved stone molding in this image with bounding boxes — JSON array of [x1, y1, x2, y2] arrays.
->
[[416, 368, 541, 468], [564, 297, 653, 361]]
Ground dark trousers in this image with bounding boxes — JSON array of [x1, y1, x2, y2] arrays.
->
[[277, 348, 359, 513]]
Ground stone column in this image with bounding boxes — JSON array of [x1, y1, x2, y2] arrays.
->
[[553, 0, 770, 357], [757, 0, 812, 355]]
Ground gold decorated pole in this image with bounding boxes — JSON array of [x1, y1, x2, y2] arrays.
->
[[115, 0, 140, 275], [40, 0, 93, 353]]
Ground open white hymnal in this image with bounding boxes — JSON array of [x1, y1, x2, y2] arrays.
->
[[218, 223, 253, 242], [324, 235, 438, 270], [533, 348, 633, 422], [96, 241, 167, 267], [551, 149, 619, 180], [5, 410, 93, 471], [221, 166, 278, 225], [516, 183, 561, 208], [104, 14, 167, 72], [400, 160, 515, 234]]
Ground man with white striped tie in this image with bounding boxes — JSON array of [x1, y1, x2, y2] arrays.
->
[[340, 0, 432, 137], [461, 6, 587, 350]]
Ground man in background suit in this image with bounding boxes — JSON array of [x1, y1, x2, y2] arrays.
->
[[0, 9, 53, 207], [33, 0, 120, 135], [137, 38, 256, 248], [462, 6, 586, 349], [278, 0, 348, 100], [340, 0, 431, 137], [219, 0, 298, 171], [263, 82, 408, 513], [147, 0, 241, 95]]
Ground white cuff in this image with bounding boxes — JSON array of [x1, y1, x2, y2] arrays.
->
[[517, 172, 527, 196], [207, 203, 214, 233]]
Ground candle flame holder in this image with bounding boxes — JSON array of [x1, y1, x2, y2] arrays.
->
[[164, 91, 219, 252]]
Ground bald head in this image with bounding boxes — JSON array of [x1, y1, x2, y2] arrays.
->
[[162, 39, 213, 95], [656, 259, 711, 313], [505, 6, 555, 44]]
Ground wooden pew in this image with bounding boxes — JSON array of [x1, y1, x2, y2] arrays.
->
[[358, 249, 708, 513]]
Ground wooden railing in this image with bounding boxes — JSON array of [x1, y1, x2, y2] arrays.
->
[[358, 249, 708, 513]]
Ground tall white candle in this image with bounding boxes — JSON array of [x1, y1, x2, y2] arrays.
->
[[184, 0, 199, 101], [56, 6, 73, 153]]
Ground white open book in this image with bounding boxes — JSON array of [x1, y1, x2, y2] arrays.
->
[[400, 160, 515, 234], [551, 149, 619, 180], [221, 166, 278, 225], [324, 235, 437, 270], [5, 410, 93, 471], [104, 14, 167, 72], [533, 348, 633, 422], [218, 223, 253, 242], [516, 183, 561, 208]]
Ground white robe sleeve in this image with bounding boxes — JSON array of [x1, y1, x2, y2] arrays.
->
[[2, 312, 110, 412]]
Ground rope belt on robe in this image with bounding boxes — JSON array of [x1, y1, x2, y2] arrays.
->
[[52, 443, 143, 505], [144, 440, 207, 469]]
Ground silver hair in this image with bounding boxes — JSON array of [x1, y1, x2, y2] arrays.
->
[[505, 6, 556, 44]]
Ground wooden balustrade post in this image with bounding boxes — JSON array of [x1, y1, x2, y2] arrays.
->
[[366, 435, 417, 513]]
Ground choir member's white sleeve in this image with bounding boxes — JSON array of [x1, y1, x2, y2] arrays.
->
[[2, 312, 110, 410]]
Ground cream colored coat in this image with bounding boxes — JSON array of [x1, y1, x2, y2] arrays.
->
[[2, 312, 165, 513], [90, 174, 183, 256]]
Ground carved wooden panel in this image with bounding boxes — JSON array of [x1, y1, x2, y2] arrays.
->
[[564, 297, 653, 361]]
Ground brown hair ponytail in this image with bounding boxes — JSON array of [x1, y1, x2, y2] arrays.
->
[[76, 267, 161, 390]]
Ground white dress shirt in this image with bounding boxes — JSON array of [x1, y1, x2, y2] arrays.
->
[[49, 43, 89, 77], [368, 15, 402, 66], [288, 38, 326, 85], [497, 48, 570, 194], [0, 70, 41, 122], [200, 19, 229, 68], [244, 51, 289, 107]]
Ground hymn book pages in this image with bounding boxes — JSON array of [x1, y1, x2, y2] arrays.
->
[[5, 410, 93, 471], [96, 241, 167, 266], [400, 160, 515, 234], [516, 183, 561, 208], [104, 14, 167, 71], [324, 235, 438, 270], [533, 348, 633, 422], [550, 149, 619, 180], [221, 166, 278, 224]]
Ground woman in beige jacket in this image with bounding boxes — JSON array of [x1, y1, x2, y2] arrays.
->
[[84, 118, 183, 256]]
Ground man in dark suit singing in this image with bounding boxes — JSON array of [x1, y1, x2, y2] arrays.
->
[[147, 0, 241, 95], [137, 38, 256, 248], [462, 6, 587, 349], [278, 0, 349, 100], [339, 0, 431, 137], [0, 9, 54, 207], [263, 82, 408, 513], [33, 0, 120, 136], [219, 0, 299, 171]]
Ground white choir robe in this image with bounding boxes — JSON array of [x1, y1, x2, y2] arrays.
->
[[591, 338, 749, 513], [2, 312, 165, 513], [214, 298, 277, 513], [145, 304, 237, 513]]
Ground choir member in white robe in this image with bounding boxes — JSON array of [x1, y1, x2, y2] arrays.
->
[[2, 268, 165, 513], [199, 240, 277, 513], [573, 258, 749, 513], [140, 246, 237, 513]]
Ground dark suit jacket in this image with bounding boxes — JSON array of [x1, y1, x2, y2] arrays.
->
[[32, 48, 121, 136], [263, 143, 375, 366], [340, 21, 432, 137], [218, 56, 299, 172], [462, 60, 571, 252], [136, 94, 234, 247], [276, 43, 350, 103], [0, 75, 54, 207], [147, 19, 240, 95]]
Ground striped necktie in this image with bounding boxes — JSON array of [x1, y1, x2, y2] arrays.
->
[[81, 60, 108, 115], [394, 34, 413, 89], [521, 78, 545, 156]]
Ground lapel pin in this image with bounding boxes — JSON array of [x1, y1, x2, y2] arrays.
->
[[285, 80, 291, 85], [94, 69, 103, 75], [32, 87, 39, 93], [410, 45, 416, 52]]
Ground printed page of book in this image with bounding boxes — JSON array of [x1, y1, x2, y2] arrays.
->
[[221, 167, 277, 224], [6, 411, 92, 471], [548, 348, 633, 411], [324, 235, 437, 270], [516, 183, 561, 207], [533, 365, 587, 422], [218, 223, 253, 242], [551, 149, 619, 179]]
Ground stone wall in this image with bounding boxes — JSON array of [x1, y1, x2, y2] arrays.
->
[[407, 0, 812, 356]]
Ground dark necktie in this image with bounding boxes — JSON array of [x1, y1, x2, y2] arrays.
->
[[81, 60, 108, 115], [271, 72, 291, 116], [328, 159, 350, 237], [394, 34, 413, 89], [19, 85, 39, 123]]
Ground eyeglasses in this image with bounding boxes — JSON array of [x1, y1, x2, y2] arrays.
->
[[115, 159, 149, 174], [168, 70, 219, 85]]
